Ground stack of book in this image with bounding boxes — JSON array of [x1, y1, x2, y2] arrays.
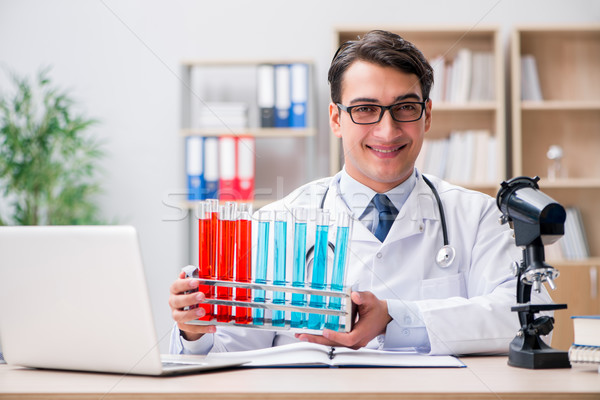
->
[[196, 102, 248, 131], [428, 49, 495, 103], [568, 315, 600, 371], [415, 130, 497, 184], [257, 63, 309, 128], [520, 54, 543, 101]]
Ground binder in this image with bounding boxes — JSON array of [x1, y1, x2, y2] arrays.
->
[[257, 64, 275, 128], [218, 136, 237, 201], [186, 137, 204, 201], [290, 63, 308, 128], [203, 137, 219, 199], [236, 136, 255, 201], [274, 64, 291, 127]]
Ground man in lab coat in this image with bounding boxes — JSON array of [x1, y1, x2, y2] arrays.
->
[[169, 30, 552, 355]]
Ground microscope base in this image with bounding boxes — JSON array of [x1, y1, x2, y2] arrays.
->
[[508, 336, 571, 369]]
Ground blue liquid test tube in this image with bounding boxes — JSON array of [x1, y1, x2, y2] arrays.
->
[[253, 210, 271, 325], [272, 210, 288, 326], [290, 208, 308, 328], [308, 209, 330, 330], [325, 212, 352, 331]]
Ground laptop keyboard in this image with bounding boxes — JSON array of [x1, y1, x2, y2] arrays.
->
[[162, 361, 207, 369]]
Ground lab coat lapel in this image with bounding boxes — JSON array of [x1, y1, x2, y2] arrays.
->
[[384, 174, 439, 244], [321, 172, 440, 244], [322, 174, 379, 243]]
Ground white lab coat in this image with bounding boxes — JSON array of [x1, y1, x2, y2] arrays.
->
[[171, 170, 553, 355]]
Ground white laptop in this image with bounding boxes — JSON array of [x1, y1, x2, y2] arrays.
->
[[0, 225, 246, 375]]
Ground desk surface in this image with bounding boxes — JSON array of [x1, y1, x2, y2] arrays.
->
[[0, 356, 599, 400]]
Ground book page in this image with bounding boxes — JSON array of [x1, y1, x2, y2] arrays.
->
[[201, 342, 464, 368], [205, 342, 332, 367], [331, 347, 465, 367]]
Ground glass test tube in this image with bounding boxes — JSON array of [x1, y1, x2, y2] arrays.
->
[[207, 199, 219, 294], [253, 210, 271, 325], [325, 212, 352, 331], [197, 201, 213, 320], [272, 210, 288, 327], [290, 208, 308, 328], [308, 209, 330, 330], [235, 203, 252, 324], [216, 201, 236, 322]]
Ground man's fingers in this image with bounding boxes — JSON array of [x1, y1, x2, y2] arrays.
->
[[295, 333, 338, 347], [177, 321, 216, 335], [351, 291, 363, 305], [169, 291, 206, 312], [169, 277, 199, 295]]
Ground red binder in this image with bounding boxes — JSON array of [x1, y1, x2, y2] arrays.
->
[[236, 136, 255, 201]]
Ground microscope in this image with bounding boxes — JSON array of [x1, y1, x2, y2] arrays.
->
[[496, 176, 571, 369]]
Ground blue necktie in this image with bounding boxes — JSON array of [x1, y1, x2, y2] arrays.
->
[[373, 194, 398, 242]]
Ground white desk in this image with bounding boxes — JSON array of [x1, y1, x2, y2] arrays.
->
[[0, 356, 599, 400]]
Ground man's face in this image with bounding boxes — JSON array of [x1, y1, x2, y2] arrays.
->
[[330, 60, 432, 193]]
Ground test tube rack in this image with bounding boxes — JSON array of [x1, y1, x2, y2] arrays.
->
[[185, 279, 353, 334]]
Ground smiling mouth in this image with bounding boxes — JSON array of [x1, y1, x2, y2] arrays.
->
[[367, 144, 406, 153]]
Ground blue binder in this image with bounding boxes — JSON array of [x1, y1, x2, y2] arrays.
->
[[186, 137, 204, 201], [290, 63, 308, 128]]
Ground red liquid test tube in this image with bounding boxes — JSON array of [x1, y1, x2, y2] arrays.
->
[[216, 201, 236, 322], [207, 199, 219, 286], [197, 201, 213, 321], [235, 203, 252, 324]]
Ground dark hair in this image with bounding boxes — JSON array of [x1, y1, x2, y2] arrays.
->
[[328, 30, 434, 104]]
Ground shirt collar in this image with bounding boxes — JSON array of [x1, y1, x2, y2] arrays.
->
[[338, 167, 418, 218]]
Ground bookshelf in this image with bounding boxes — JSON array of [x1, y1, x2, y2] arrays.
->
[[511, 25, 600, 350], [330, 27, 506, 196], [180, 59, 317, 206], [180, 60, 317, 265]]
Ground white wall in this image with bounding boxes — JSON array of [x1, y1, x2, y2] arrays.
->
[[1, 0, 598, 351]]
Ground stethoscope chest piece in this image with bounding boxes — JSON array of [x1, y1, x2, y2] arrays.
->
[[436, 245, 455, 268]]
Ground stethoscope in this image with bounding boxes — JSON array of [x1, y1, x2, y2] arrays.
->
[[306, 174, 455, 269]]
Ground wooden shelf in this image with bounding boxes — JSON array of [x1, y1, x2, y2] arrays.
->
[[513, 25, 600, 352], [536, 178, 600, 189], [522, 100, 600, 110], [550, 257, 600, 268], [181, 59, 314, 67], [183, 198, 273, 211], [432, 102, 497, 111], [181, 127, 316, 138], [180, 59, 318, 265]]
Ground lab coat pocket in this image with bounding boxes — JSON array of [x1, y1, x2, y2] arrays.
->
[[420, 272, 467, 299]]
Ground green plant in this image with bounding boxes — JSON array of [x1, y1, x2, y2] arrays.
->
[[0, 68, 105, 225]]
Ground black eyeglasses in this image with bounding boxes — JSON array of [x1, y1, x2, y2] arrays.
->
[[337, 100, 427, 125]]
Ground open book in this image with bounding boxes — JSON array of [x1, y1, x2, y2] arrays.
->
[[183, 342, 464, 368]]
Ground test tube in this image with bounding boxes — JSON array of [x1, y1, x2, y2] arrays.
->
[[216, 201, 236, 322], [325, 212, 352, 331], [253, 210, 271, 325], [308, 209, 330, 330], [290, 207, 308, 328], [197, 201, 213, 321], [207, 199, 219, 287], [272, 210, 288, 327], [235, 203, 252, 324]]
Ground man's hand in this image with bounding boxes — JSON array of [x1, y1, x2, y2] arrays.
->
[[295, 291, 392, 350], [168, 271, 216, 341]]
